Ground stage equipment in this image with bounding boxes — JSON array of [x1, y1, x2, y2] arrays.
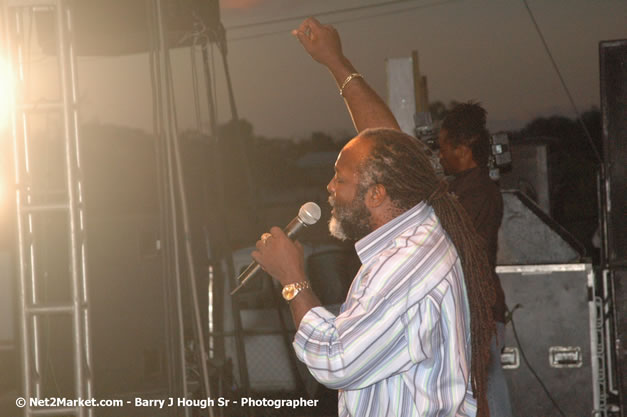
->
[[488, 132, 512, 180], [497, 190, 584, 265], [600, 38, 627, 416], [36, 0, 221, 56], [0, 253, 12, 346], [606, 268, 626, 416], [499, 139, 553, 215], [386, 52, 428, 138], [2, 0, 223, 415], [497, 264, 601, 417], [0, 253, 15, 398], [600, 39, 627, 267], [2, 2, 95, 417], [230, 202, 321, 296], [597, 268, 626, 417], [145, 2, 217, 414]]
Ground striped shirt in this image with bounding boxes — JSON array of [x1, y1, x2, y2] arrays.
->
[[293, 202, 477, 417]]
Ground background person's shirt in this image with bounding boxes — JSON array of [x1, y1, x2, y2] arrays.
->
[[448, 166, 506, 322]]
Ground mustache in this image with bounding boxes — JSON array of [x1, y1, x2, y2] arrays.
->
[[328, 195, 335, 208]]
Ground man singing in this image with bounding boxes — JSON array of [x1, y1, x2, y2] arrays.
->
[[252, 129, 495, 417], [285, 16, 511, 416]]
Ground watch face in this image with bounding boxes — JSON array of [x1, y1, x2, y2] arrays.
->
[[282, 285, 297, 301]]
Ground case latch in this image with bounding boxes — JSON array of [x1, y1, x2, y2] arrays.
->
[[549, 346, 583, 368], [501, 347, 520, 369]]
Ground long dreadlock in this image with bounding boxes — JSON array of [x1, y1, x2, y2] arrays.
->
[[358, 128, 496, 417]]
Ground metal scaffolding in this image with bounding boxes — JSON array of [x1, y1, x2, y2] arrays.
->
[[1, 0, 93, 416]]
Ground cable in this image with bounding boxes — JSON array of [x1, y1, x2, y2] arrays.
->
[[227, 0, 459, 42], [226, 0, 442, 31], [209, 42, 218, 126], [521, 0, 602, 165], [176, 12, 221, 130], [148, 1, 191, 407], [508, 305, 568, 417], [331, 0, 459, 29], [190, 44, 204, 132]]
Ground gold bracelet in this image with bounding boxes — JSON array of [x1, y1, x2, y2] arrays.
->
[[339, 73, 363, 96]]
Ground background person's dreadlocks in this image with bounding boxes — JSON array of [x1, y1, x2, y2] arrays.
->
[[359, 128, 497, 417]]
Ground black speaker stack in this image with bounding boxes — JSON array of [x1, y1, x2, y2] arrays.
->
[[600, 38, 627, 417]]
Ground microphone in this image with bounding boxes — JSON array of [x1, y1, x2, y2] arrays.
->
[[230, 202, 321, 296]]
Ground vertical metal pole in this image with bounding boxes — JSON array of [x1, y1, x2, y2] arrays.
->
[[6, 2, 92, 416], [63, 4, 93, 413], [589, 267, 602, 415], [149, 13, 191, 417], [2, 5, 36, 414], [54, 2, 85, 415], [218, 37, 238, 122], [189, 46, 203, 133], [200, 43, 217, 136], [153, 3, 214, 414], [145, 3, 188, 412]]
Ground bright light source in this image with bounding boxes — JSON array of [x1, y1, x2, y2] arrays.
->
[[0, 56, 14, 131]]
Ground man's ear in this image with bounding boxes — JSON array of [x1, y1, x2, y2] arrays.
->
[[366, 184, 387, 208], [456, 144, 475, 165], [455, 143, 471, 158]]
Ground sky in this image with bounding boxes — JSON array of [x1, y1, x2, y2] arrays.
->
[[17, 0, 627, 140], [213, 0, 627, 138]]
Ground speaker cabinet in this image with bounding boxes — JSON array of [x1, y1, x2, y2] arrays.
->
[[610, 268, 626, 416], [600, 39, 627, 267], [497, 264, 598, 416]]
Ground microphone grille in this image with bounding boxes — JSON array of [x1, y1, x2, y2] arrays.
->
[[298, 202, 321, 226]]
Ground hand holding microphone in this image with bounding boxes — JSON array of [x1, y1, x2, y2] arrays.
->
[[230, 202, 321, 295]]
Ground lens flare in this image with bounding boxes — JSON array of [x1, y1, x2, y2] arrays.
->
[[0, 56, 14, 131]]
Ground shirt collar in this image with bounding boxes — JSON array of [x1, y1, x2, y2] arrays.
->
[[354, 201, 432, 264]]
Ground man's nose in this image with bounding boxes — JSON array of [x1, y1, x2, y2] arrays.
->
[[327, 178, 335, 194]]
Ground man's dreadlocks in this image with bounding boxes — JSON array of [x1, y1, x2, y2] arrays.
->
[[358, 128, 496, 417]]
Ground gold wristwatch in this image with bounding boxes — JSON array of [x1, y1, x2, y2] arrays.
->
[[281, 281, 310, 302]]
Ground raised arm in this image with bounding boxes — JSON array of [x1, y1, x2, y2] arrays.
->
[[292, 17, 400, 133]]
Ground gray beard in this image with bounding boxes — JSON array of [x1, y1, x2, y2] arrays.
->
[[328, 194, 372, 241], [328, 216, 348, 241]]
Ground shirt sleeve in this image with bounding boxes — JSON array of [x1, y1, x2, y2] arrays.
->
[[292, 243, 448, 390]]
